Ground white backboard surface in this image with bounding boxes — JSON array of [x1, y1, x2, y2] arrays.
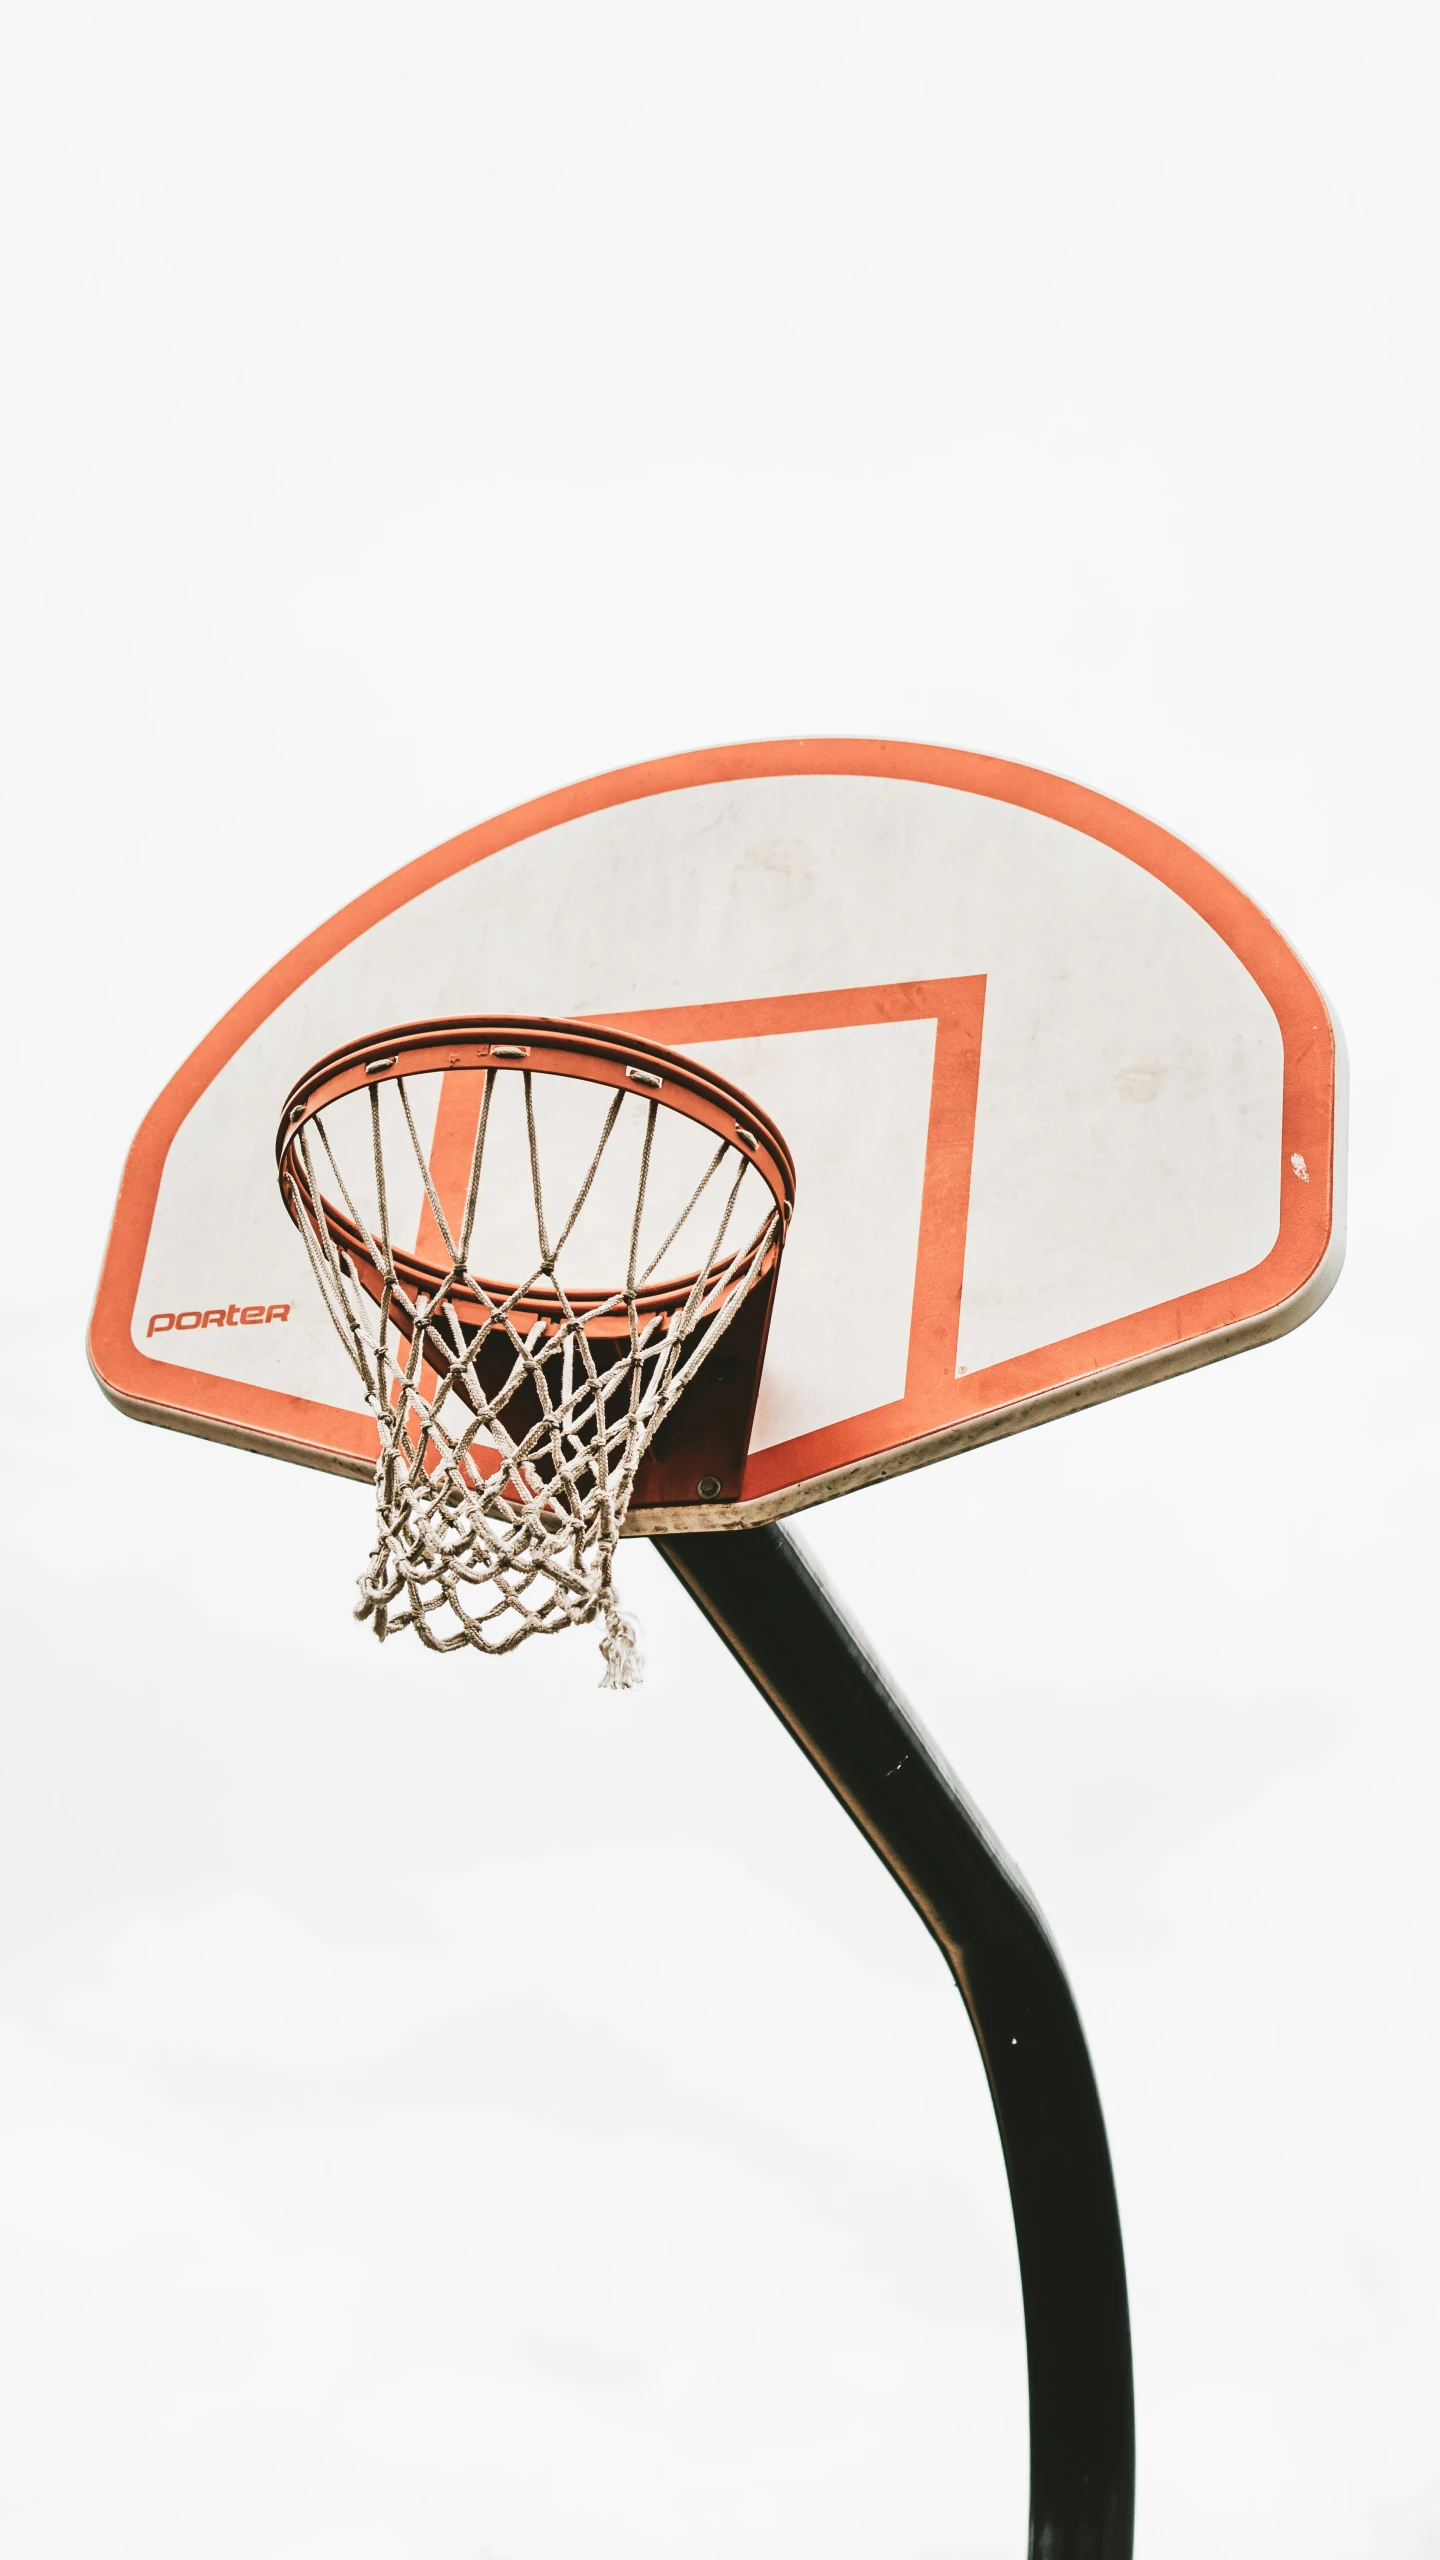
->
[[91, 741, 1344, 1528]]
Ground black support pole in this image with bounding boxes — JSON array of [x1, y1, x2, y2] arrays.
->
[[655, 1520, 1134, 2560]]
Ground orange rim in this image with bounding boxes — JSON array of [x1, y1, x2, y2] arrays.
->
[[276, 1013, 795, 1329]]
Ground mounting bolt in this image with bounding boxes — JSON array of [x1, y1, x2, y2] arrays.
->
[[696, 1475, 723, 1500]]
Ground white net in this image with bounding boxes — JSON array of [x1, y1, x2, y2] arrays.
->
[[281, 1049, 785, 1682]]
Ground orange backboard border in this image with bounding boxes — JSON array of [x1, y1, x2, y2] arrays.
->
[[88, 739, 1343, 1527]]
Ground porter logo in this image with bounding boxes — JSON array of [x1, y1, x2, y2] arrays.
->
[[147, 1303, 291, 1337]]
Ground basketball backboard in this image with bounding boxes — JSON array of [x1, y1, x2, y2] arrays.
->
[[90, 739, 1345, 1531]]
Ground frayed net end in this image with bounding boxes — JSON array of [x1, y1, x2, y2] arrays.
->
[[598, 1596, 644, 1690]]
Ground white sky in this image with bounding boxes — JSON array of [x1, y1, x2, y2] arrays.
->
[[3, 4, 1437, 2554]]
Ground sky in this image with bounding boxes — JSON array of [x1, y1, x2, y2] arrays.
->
[[2, 3, 1437, 2554]]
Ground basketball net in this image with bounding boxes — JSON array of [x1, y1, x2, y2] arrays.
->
[[282, 1057, 783, 1684]]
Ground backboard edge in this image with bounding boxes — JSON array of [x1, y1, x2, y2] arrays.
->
[[623, 1219, 1347, 1534], [90, 1355, 376, 1486]]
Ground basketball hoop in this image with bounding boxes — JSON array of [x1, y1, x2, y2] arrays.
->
[[276, 1018, 794, 1683]]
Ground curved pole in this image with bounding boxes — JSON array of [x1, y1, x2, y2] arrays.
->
[[654, 1520, 1134, 2560]]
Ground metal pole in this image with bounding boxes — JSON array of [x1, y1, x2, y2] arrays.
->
[[654, 1520, 1135, 2560]]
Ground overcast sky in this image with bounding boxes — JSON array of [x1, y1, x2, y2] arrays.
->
[[3, 4, 1437, 2555]]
